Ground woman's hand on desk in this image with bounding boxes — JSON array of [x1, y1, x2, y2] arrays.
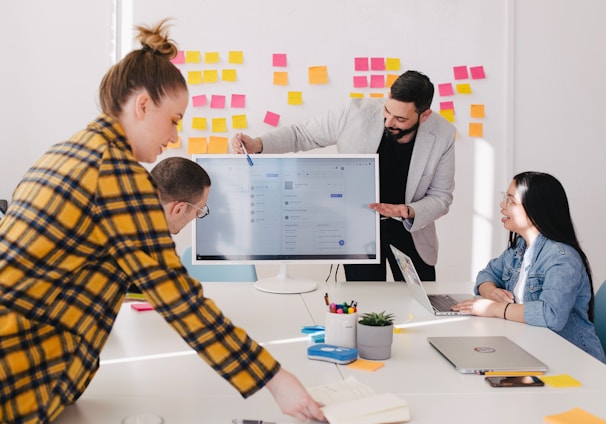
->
[[452, 298, 502, 317], [265, 368, 326, 422]]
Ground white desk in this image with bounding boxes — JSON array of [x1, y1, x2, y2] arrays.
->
[[55, 281, 606, 423]]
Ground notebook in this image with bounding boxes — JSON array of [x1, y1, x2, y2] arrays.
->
[[390, 245, 470, 316], [427, 336, 549, 374]]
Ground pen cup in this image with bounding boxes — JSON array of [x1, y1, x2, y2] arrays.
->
[[324, 311, 357, 348]]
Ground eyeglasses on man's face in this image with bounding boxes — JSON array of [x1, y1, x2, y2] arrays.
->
[[185, 202, 210, 219], [500, 192, 520, 208]]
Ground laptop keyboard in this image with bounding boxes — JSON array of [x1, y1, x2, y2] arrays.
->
[[429, 294, 458, 312]]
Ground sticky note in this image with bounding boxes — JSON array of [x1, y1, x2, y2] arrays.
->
[[353, 76, 368, 88], [208, 136, 229, 153], [203, 70, 219, 83], [354, 57, 369, 71], [210, 95, 226, 109], [456, 83, 472, 94], [211, 118, 227, 132], [204, 51, 220, 64], [440, 109, 455, 122], [176, 121, 182, 132], [228, 50, 243, 64], [350, 92, 364, 98], [370, 57, 385, 71], [192, 117, 207, 130], [171, 50, 185, 65], [470, 104, 485, 118], [540, 374, 582, 388], [188, 137, 207, 154], [453, 65, 469, 80], [187, 71, 202, 85], [347, 359, 384, 372], [192, 94, 207, 107], [370, 75, 384, 88], [185, 51, 201, 64], [370, 93, 384, 98], [288, 91, 303, 105], [385, 58, 400, 71], [470, 65, 486, 79], [231, 94, 246, 108], [544, 407, 606, 424], [438, 83, 454, 96], [264, 111, 280, 127], [131, 302, 154, 312], [273, 71, 289, 86], [232, 114, 247, 129], [440, 101, 454, 111], [386, 74, 399, 88], [309, 66, 328, 84], [273, 53, 287, 67], [222, 69, 237, 82], [469, 122, 483, 137]]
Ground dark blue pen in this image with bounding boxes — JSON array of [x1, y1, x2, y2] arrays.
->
[[240, 138, 254, 166]]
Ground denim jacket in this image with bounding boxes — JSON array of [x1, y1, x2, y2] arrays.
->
[[475, 234, 606, 363]]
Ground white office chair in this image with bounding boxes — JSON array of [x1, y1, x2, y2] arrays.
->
[[594, 280, 606, 352], [180, 246, 257, 282]]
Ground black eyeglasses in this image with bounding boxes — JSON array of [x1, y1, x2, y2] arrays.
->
[[184, 202, 210, 219]]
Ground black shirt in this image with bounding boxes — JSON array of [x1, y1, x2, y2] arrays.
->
[[377, 131, 416, 204]]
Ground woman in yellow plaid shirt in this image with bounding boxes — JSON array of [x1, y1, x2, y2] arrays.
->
[[0, 19, 325, 424]]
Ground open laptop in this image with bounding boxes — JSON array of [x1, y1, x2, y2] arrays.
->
[[390, 245, 470, 316], [428, 336, 549, 374]]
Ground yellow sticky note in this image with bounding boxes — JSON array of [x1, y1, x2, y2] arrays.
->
[[192, 117, 207, 131], [350, 92, 364, 98], [228, 50, 243, 64], [544, 407, 606, 424], [208, 136, 229, 153], [187, 71, 203, 85], [232, 114, 247, 130], [308, 66, 328, 84], [370, 93, 384, 98], [211, 118, 227, 132], [185, 51, 201, 63], [188, 137, 208, 154], [222, 69, 237, 82], [440, 109, 455, 122], [288, 91, 303, 105], [471, 104, 485, 118], [456, 83, 472, 94], [166, 136, 181, 149], [540, 374, 582, 388], [273, 71, 289, 86], [347, 359, 384, 372], [203, 70, 219, 83], [177, 120, 182, 132], [469, 122, 483, 137], [386, 74, 399, 88], [204, 51, 220, 64], [385, 58, 401, 71]]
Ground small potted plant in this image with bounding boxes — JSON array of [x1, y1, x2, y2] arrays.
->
[[357, 311, 395, 360]]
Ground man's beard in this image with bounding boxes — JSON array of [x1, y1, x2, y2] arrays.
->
[[383, 120, 419, 143]]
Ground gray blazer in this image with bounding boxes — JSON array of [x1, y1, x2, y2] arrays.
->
[[260, 98, 456, 266]]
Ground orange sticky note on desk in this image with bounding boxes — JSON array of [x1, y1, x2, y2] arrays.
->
[[544, 407, 606, 424], [347, 359, 384, 372]]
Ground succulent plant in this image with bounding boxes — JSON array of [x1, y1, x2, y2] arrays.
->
[[358, 311, 395, 327]]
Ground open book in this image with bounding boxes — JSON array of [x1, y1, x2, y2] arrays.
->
[[307, 376, 410, 424]]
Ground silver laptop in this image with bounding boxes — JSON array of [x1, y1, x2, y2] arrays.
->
[[428, 336, 549, 374], [390, 245, 470, 316]]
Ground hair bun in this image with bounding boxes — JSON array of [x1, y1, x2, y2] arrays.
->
[[135, 18, 178, 59]]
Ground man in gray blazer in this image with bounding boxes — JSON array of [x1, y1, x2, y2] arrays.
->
[[233, 71, 456, 281]]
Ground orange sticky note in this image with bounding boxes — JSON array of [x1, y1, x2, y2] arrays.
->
[[469, 122, 483, 137], [288, 91, 303, 105], [232, 114, 247, 130], [471, 104, 485, 118], [544, 407, 606, 424], [187, 71, 202, 85], [273, 71, 288, 86], [188, 137, 207, 154], [347, 359, 384, 372], [208, 136, 229, 153], [228, 50, 243, 64], [211, 118, 227, 133], [386, 74, 399, 88], [370, 93, 384, 98], [309, 66, 328, 84]]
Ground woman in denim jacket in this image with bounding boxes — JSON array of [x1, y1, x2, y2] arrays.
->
[[453, 172, 606, 362]]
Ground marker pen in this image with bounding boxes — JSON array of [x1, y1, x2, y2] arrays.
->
[[240, 137, 254, 166]]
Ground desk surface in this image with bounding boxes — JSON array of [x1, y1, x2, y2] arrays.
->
[[55, 281, 606, 423]]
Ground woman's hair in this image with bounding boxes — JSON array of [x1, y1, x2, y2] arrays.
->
[[99, 19, 187, 117], [389, 70, 434, 113], [510, 171, 595, 320], [151, 157, 211, 204]]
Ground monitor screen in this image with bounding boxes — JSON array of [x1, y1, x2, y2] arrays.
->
[[191, 154, 380, 293]]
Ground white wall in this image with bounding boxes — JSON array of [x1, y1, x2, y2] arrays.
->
[[1, 1, 604, 286]]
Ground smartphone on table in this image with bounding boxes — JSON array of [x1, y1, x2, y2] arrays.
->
[[485, 376, 544, 387]]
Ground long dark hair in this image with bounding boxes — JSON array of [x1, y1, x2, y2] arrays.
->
[[509, 171, 595, 321]]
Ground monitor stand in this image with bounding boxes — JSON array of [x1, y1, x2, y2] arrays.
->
[[254, 264, 318, 294]]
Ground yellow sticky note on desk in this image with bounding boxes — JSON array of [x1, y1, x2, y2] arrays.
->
[[347, 359, 384, 372], [540, 374, 582, 388], [544, 407, 606, 424]]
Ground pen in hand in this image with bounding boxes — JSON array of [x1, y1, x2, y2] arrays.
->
[[239, 136, 254, 167]]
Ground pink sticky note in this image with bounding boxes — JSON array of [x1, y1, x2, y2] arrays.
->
[[438, 83, 454, 97], [131, 302, 154, 312], [470, 66, 486, 79], [171, 50, 185, 65], [264, 111, 280, 127], [354, 57, 369, 71], [440, 101, 455, 111], [370, 74, 384, 88], [353, 76, 368, 88], [370, 57, 385, 71], [273, 53, 287, 67], [210, 95, 226, 109], [453, 66, 469, 80], [231, 94, 246, 108], [192, 94, 207, 107]]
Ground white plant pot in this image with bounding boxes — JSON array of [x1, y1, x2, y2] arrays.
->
[[356, 322, 394, 360]]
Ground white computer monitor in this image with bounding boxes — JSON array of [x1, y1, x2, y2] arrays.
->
[[191, 153, 380, 294]]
